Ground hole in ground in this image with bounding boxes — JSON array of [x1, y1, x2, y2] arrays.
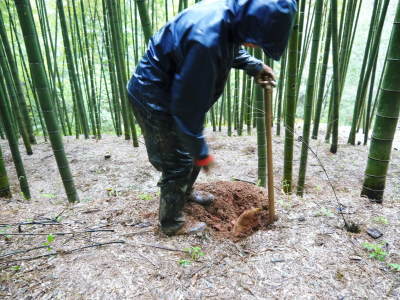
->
[[185, 181, 271, 239]]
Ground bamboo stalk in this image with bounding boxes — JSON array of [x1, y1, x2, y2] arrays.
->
[[57, 0, 90, 138], [254, 48, 266, 187], [14, 0, 79, 203], [0, 67, 30, 199], [297, 0, 324, 195], [361, 0, 400, 202], [0, 10, 36, 144], [329, 0, 341, 154], [282, 12, 299, 194]]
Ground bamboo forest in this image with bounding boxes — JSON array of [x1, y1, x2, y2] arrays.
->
[[0, 0, 399, 298]]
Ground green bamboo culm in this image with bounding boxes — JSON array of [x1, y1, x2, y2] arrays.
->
[[218, 90, 225, 132], [233, 69, 239, 132], [361, 0, 400, 202], [282, 13, 299, 194], [0, 144, 11, 198], [106, 0, 139, 146], [0, 125, 4, 140], [102, 0, 122, 136], [57, 0, 90, 139], [0, 10, 36, 145], [0, 69, 30, 199], [245, 68, 253, 135], [297, 0, 306, 49], [227, 74, 233, 136], [348, 0, 390, 145], [0, 42, 33, 156], [36, 0, 61, 134], [14, 0, 79, 203], [79, 0, 100, 139], [254, 48, 266, 187], [337, 0, 361, 97], [312, 15, 331, 140], [136, 0, 153, 44], [238, 72, 247, 136], [275, 51, 287, 136], [363, 59, 378, 146], [210, 105, 216, 131], [296, 0, 324, 196], [329, 0, 341, 154]]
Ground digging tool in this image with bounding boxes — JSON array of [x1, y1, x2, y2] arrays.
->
[[233, 83, 276, 236], [264, 83, 275, 224]]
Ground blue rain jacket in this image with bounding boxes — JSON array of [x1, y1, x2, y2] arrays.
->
[[128, 0, 297, 159]]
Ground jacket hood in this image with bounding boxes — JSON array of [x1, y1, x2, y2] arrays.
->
[[229, 0, 297, 60]]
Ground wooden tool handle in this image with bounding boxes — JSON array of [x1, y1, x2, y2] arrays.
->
[[264, 85, 275, 224]]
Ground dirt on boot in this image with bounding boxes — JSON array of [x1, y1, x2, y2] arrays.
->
[[184, 181, 271, 239]]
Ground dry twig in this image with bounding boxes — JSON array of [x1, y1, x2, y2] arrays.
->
[[0, 229, 114, 236], [0, 246, 49, 259], [0, 240, 125, 268], [140, 243, 186, 253]]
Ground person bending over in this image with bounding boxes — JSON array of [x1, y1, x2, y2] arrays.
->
[[127, 0, 296, 236]]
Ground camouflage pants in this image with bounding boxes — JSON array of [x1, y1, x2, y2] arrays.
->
[[129, 95, 200, 235]]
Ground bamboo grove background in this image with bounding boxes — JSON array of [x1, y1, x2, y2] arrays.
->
[[0, 0, 399, 203]]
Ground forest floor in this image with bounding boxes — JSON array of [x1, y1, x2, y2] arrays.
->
[[0, 126, 399, 299]]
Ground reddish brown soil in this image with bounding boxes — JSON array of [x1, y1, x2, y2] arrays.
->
[[185, 181, 271, 239]]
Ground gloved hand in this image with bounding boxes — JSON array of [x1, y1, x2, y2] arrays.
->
[[195, 155, 215, 173], [255, 64, 276, 88]]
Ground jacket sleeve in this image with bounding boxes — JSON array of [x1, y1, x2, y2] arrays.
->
[[170, 43, 217, 160], [232, 47, 264, 76]]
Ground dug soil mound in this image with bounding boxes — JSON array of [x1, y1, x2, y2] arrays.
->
[[184, 181, 271, 239]]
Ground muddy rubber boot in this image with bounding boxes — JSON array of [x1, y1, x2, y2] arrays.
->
[[187, 191, 215, 206], [185, 166, 214, 206], [159, 181, 188, 236]]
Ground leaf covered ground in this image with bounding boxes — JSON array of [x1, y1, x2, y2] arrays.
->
[[0, 127, 399, 299]]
